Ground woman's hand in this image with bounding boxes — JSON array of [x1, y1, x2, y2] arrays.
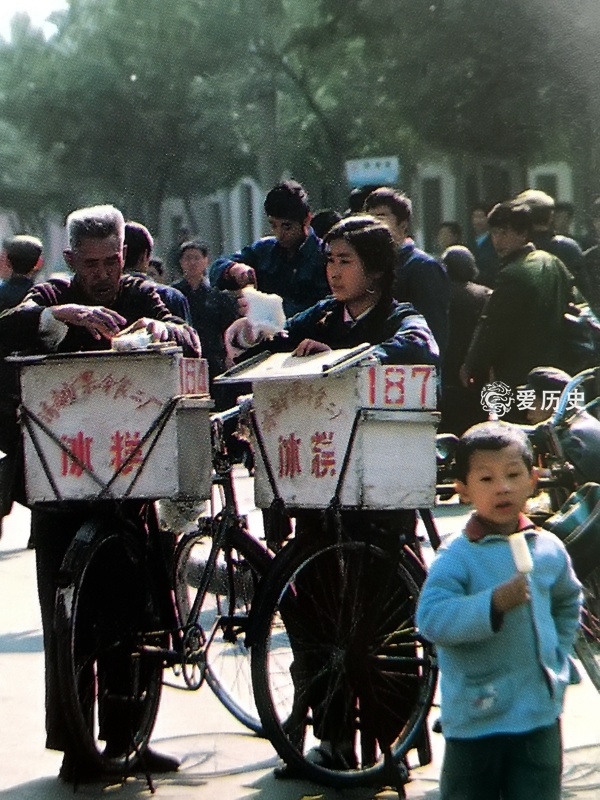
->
[[224, 317, 259, 366], [51, 304, 126, 340], [292, 339, 332, 357]]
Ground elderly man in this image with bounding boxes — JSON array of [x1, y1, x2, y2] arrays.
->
[[0, 204, 199, 783]]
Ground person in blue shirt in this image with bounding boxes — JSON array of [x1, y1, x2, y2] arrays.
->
[[364, 186, 450, 355], [209, 179, 329, 318], [417, 421, 581, 800], [0, 234, 43, 312], [124, 221, 191, 322]]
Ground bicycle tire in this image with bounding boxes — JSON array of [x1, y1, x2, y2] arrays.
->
[[174, 518, 271, 733], [55, 518, 163, 775], [574, 562, 600, 692], [250, 535, 437, 788]]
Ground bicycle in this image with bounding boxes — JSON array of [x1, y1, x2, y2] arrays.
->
[[212, 350, 443, 794], [521, 366, 600, 692], [13, 346, 273, 781], [239, 356, 600, 793]]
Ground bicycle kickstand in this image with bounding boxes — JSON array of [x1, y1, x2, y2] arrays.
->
[[383, 748, 410, 799]]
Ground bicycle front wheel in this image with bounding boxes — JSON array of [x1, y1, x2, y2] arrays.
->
[[251, 536, 437, 788], [174, 519, 271, 733], [575, 563, 600, 692], [55, 519, 163, 775]]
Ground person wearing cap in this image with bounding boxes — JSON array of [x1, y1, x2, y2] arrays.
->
[[519, 366, 574, 425], [512, 189, 584, 292], [208, 179, 328, 318], [0, 234, 43, 312], [440, 245, 491, 434], [461, 202, 575, 407]]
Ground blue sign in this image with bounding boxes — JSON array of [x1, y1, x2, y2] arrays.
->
[[345, 156, 400, 188]]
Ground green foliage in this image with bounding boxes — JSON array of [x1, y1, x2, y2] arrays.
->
[[0, 0, 597, 222]]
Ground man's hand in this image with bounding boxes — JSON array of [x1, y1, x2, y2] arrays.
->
[[492, 574, 530, 614], [459, 363, 474, 388], [228, 263, 256, 288], [119, 317, 169, 342], [292, 339, 331, 357], [51, 304, 126, 340]]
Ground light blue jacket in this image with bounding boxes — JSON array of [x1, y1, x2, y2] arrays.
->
[[416, 520, 582, 739]]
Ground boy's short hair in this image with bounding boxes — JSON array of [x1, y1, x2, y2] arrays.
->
[[3, 234, 43, 274], [454, 421, 534, 482], [263, 180, 310, 223]]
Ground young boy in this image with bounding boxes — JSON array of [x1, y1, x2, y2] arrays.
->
[[416, 420, 582, 800]]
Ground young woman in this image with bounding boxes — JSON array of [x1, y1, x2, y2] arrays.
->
[[224, 216, 440, 776]]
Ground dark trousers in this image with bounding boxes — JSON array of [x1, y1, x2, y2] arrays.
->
[[285, 509, 419, 749], [33, 502, 161, 753], [440, 721, 562, 800]]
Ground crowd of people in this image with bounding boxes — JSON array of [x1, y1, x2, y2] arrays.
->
[[0, 178, 593, 793]]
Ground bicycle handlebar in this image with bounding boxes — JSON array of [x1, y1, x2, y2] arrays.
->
[[549, 367, 599, 427]]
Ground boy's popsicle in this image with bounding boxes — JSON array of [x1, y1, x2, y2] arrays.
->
[[508, 531, 534, 574]]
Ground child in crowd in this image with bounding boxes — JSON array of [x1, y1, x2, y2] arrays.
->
[[416, 421, 582, 800]]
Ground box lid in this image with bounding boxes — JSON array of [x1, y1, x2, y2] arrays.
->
[[215, 343, 376, 383]]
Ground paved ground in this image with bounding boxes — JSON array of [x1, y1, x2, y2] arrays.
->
[[0, 476, 599, 799]]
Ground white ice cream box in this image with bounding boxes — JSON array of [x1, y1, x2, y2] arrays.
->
[[14, 347, 214, 503], [216, 345, 440, 510]]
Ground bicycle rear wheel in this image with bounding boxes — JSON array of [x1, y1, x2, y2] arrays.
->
[[55, 519, 163, 775], [251, 536, 437, 788], [174, 518, 271, 733], [575, 563, 600, 692]]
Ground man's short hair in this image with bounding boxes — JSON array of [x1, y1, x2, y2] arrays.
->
[[3, 234, 43, 275], [347, 184, 382, 214], [363, 187, 412, 225], [179, 240, 209, 258], [263, 180, 310, 223], [124, 221, 153, 272], [148, 256, 164, 277], [439, 221, 463, 241], [66, 204, 125, 250], [487, 202, 533, 236], [441, 245, 478, 283], [454, 421, 534, 483], [512, 189, 554, 226]]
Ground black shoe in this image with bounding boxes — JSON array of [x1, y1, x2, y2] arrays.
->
[[58, 753, 102, 784], [274, 744, 356, 779], [138, 747, 180, 773]]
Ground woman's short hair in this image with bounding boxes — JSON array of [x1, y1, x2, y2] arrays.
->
[[323, 215, 396, 298]]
